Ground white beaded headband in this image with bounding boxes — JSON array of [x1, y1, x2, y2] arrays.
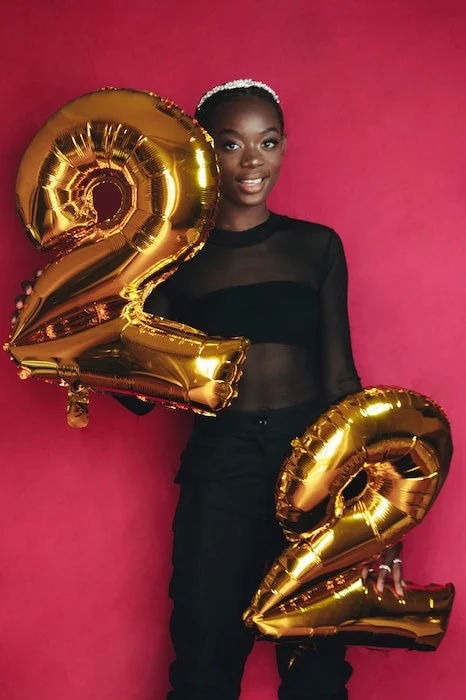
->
[[196, 79, 280, 111]]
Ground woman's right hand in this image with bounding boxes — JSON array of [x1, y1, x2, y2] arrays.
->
[[10, 268, 42, 326], [9, 269, 158, 417]]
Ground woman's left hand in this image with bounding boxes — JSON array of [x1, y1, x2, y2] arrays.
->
[[361, 541, 406, 596]]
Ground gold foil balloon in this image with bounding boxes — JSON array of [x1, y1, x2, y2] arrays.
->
[[4, 88, 249, 426], [244, 386, 455, 650]]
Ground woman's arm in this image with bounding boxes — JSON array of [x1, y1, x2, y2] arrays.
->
[[318, 229, 362, 406], [319, 236, 407, 594], [112, 393, 156, 415], [10, 270, 170, 417], [143, 284, 173, 318]]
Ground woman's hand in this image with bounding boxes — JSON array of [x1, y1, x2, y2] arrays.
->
[[10, 269, 42, 325], [10, 268, 158, 416], [361, 541, 406, 596]]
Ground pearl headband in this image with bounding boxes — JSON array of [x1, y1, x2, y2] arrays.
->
[[196, 79, 280, 111]]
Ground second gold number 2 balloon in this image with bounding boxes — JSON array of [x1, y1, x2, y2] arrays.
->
[[244, 386, 455, 650]]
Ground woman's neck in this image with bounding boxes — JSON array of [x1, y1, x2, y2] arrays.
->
[[213, 201, 270, 231]]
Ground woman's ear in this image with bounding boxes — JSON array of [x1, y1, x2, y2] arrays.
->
[[281, 132, 288, 155]]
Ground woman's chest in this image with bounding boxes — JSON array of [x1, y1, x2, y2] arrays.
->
[[167, 237, 323, 346], [179, 280, 320, 347]]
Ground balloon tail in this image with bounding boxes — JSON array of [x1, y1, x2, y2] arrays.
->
[[66, 384, 89, 428]]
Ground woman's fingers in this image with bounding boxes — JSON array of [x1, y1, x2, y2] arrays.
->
[[15, 294, 27, 310], [12, 294, 28, 326], [386, 542, 405, 596], [11, 270, 43, 326], [21, 280, 33, 295], [392, 559, 405, 596], [361, 564, 375, 584], [376, 563, 391, 593], [376, 542, 405, 596]]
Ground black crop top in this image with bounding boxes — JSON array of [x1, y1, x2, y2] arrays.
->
[[183, 280, 318, 347], [114, 211, 362, 414]]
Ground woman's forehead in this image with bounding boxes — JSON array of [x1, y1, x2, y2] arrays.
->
[[210, 97, 280, 132]]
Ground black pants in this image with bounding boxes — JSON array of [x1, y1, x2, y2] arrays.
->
[[167, 397, 353, 699]]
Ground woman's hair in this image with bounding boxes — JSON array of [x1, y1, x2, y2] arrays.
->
[[194, 83, 285, 135]]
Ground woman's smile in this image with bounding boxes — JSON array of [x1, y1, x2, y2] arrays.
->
[[235, 175, 268, 194]]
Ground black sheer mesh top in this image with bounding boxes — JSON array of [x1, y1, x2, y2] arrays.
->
[[139, 210, 362, 413]]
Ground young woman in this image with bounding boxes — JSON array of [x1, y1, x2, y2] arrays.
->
[[12, 79, 404, 699]]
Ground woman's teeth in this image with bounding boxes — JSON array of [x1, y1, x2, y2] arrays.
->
[[239, 178, 263, 184]]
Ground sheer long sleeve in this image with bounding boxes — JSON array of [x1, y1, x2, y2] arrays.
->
[[112, 215, 364, 414], [319, 230, 362, 406], [143, 284, 174, 318], [112, 393, 156, 415]]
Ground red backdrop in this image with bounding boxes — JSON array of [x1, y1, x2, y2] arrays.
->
[[1, 1, 465, 698]]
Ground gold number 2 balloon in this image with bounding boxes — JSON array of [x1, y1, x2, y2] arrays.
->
[[244, 386, 455, 650], [4, 88, 249, 426]]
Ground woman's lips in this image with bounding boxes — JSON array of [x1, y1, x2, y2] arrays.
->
[[235, 176, 267, 194]]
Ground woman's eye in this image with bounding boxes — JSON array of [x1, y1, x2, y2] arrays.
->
[[219, 139, 279, 151]]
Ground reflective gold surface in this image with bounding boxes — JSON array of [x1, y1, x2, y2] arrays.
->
[[6, 88, 249, 425], [244, 387, 454, 650]]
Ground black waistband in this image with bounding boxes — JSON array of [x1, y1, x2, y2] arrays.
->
[[194, 395, 327, 430]]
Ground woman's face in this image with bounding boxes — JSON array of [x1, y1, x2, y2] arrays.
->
[[206, 96, 287, 208]]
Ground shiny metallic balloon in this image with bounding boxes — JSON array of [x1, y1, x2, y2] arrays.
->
[[244, 386, 455, 650], [4, 88, 249, 426]]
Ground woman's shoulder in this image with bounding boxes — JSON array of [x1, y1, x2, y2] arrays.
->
[[273, 211, 340, 246]]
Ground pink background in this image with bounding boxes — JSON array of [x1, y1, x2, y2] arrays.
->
[[1, 1, 465, 698]]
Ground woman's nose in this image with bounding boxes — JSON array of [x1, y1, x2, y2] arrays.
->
[[240, 146, 264, 168]]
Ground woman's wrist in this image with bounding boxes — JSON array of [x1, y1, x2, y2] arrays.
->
[[112, 393, 156, 416]]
